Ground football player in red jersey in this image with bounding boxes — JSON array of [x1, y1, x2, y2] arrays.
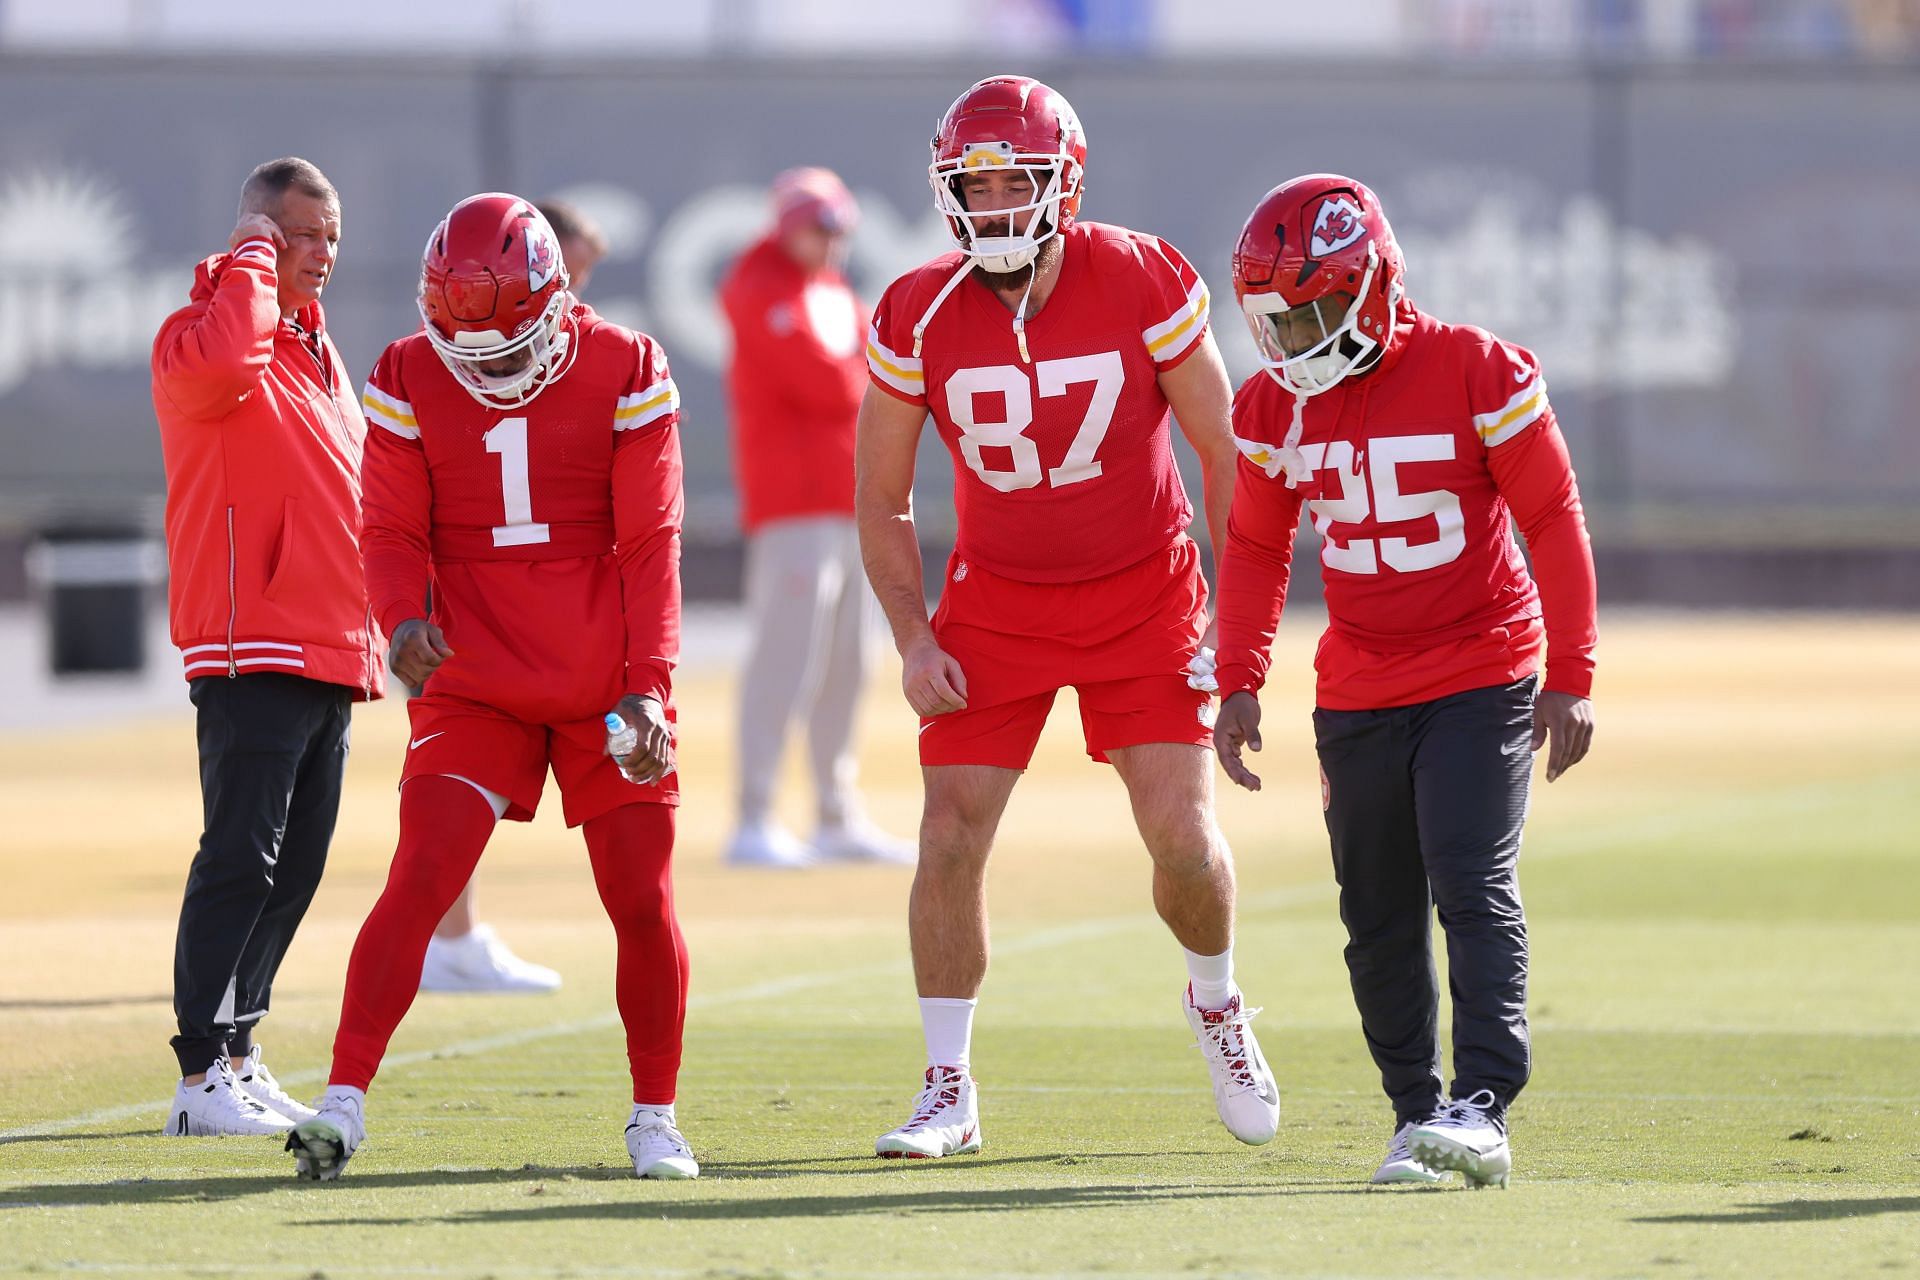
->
[[1211, 175, 1598, 1189], [285, 194, 697, 1182], [858, 75, 1280, 1158]]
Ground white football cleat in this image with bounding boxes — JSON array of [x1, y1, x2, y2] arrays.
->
[[875, 1066, 981, 1159], [234, 1046, 316, 1123], [419, 924, 561, 994], [163, 1058, 295, 1137], [286, 1087, 366, 1181], [1372, 1120, 1449, 1184], [1409, 1090, 1512, 1189], [1183, 985, 1281, 1145], [811, 819, 916, 865], [723, 819, 815, 869], [626, 1107, 699, 1180]]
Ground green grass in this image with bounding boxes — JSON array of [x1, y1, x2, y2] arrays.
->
[[2, 617, 1918, 1278]]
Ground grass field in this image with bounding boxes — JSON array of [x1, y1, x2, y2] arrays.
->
[[1, 612, 1916, 1279]]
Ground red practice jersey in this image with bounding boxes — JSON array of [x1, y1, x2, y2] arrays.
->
[[360, 305, 684, 726], [1215, 306, 1596, 711], [867, 221, 1209, 584]]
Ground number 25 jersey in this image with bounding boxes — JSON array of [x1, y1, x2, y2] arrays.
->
[[866, 221, 1210, 584], [359, 305, 684, 726]]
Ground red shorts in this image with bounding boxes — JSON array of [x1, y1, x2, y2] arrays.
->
[[919, 537, 1215, 769], [401, 694, 679, 829]]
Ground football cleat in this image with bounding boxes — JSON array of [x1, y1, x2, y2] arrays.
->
[[1183, 985, 1281, 1145], [875, 1066, 981, 1159], [1409, 1090, 1512, 1189], [723, 819, 815, 870], [810, 819, 916, 866], [163, 1057, 295, 1137], [418, 924, 562, 994], [1372, 1119, 1449, 1185], [233, 1046, 316, 1123], [286, 1087, 366, 1181], [626, 1108, 699, 1180]]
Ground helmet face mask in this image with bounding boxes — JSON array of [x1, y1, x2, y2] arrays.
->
[[929, 77, 1086, 274], [1231, 176, 1405, 399], [419, 193, 578, 409]]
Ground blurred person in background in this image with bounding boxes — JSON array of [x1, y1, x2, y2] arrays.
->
[[718, 167, 914, 868], [151, 157, 382, 1137], [1211, 175, 1596, 1189], [416, 198, 610, 994], [858, 76, 1277, 1160]]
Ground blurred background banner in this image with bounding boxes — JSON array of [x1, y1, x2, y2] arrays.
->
[[0, 0, 1916, 608]]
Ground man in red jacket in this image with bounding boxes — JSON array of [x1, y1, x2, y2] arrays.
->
[[1211, 175, 1597, 1189], [151, 157, 382, 1137], [718, 167, 912, 868]]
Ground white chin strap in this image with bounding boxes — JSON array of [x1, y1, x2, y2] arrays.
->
[[910, 253, 1042, 365], [968, 237, 1039, 274]]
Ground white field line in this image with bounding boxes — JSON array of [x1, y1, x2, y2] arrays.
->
[[3, 769, 1901, 1144]]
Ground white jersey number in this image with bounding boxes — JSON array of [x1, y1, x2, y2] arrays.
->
[[483, 417, 553, 548], [1300, 433, 1465, 575], [945, 351, 1125, 493]]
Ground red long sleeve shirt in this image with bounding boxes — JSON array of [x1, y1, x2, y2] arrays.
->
[[359, 305, 683, 724], [1215, 306, 1596, 711], [720, 235, 868, 534]]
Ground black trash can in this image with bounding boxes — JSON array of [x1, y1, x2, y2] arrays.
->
[[26, 535, 165, 675]]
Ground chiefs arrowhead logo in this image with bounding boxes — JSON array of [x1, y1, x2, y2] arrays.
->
[[525, 215, 562, 291], [1308, 196, 1367, 258]]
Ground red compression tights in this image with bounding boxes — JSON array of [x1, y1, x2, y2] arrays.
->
[[327, 779, 687, 1105]]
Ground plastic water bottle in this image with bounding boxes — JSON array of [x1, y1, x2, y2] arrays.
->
[[604, 711, 675, 783]]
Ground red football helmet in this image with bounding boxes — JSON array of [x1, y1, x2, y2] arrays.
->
[[419, 192, 576, 408], [929, 75, 1087, 272], [1231, 175, 1405, 397]]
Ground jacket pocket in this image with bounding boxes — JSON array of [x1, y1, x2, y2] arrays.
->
[[261, 497, 299, 603]]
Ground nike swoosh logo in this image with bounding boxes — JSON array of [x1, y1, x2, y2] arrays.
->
[[409, 732, 445, 750], [918, 722, 937, 736], [1514, 367, 1532, 383]]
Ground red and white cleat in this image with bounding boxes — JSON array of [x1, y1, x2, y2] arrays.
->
[[875, 1065, 981, 1159]]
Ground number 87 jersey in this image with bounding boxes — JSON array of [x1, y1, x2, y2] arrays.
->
[[358, 307, 683, 726], [866, 221, 1211, 584]]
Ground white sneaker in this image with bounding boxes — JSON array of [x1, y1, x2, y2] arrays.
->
[[875, 1066, 981, 1159], [234, 1046, 316, 1123], [1372, 1119, 1449, 1184], [724, 819, 815, 869], [810, 819, 917, 865], [626, 1107, 699, 1180], [1409, 1090, 1512, 1189], [419, 924, 562, 994], [1183, 985, 1281, 1145], [163, 1058, 295, 1137], [287, 1087, 366, 1181]]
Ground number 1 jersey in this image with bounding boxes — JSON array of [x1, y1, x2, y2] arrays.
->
[[359, 305, 684, 726], [866, 221, 1210, 584]]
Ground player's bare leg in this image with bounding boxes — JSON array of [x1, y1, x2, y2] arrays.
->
[[877, 763, 1019, 1158], [1109, 742, 1280, 1145], [909, 764, 1021, 998]]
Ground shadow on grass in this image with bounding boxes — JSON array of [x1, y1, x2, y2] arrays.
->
[[1635, 1196, 1920, 1225], [0, 1129, 152, 1147], [304, 1181, 1370, 1227], [0, 1150, 1379, 1215]]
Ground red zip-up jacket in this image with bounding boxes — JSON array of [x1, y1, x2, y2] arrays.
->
[[719, 235, 868, 534], [152, 237, 384, 698]]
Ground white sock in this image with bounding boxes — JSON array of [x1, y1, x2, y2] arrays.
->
[[322, 1084, 366, 1109], [1183, 945, 1236, 1009], [919, 997, 977, 1072], [631, 1101, 676, 1125]]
